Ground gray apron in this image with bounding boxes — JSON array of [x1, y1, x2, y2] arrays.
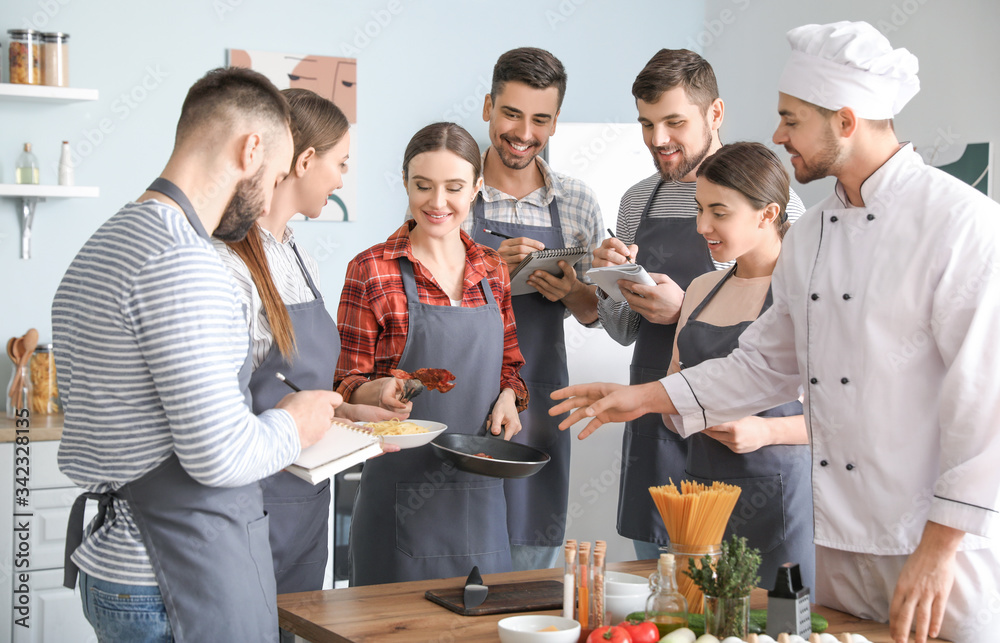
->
[[349, 255, 512, 586], [677, 265, 814, 592], [617, 179, 716, 544], [471, 194, 570, 547], [63, 177, 279, 642], [248, 242, 339, 594]]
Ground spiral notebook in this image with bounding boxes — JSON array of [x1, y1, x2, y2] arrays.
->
[[508, 246, 588, 296], [285, 420, 383, 485]]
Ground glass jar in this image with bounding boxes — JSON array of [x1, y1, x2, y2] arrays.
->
[[29, 344, 59, 414], [7, 362, 33, 419], [42, 32, 69, 87], [8, 29, 42, 85], [704, 594, 751, 638], [664, 542, 721, 615]]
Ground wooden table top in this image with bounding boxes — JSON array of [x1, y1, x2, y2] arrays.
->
[[0, 411, 63, 442], [277, 559, 948, 642]]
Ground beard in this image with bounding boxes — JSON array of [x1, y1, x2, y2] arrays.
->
[[653, 120, 713, 182], [494, 133, 543, 170], [213, 166, 266, 242], [790, 124, 844, 184]]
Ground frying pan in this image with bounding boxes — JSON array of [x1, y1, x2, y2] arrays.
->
[[431, 434, 550, 479]]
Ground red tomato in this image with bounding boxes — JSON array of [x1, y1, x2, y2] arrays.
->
[[586, 625, 632, 643], [617, 620, 659, 643]]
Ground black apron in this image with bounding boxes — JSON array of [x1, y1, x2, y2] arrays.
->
[[617, 179, 716, 545], [677, 265, 814, 593], [349, 255, 512, 586], [472, 194, 570, 547], [248, 241, 339, 594], [64, 178, 279, 642]]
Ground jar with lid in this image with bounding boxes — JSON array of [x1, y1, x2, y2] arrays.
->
[[29, 344, 60, 414], [8, 29, 42, 85], [42, 32, 69, 87]]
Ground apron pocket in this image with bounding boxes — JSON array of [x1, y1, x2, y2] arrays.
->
[[246, 513, 277, 614], [395, 479, 508, 559], [686, 470, 787, 554], [264, 486, 331, 571]]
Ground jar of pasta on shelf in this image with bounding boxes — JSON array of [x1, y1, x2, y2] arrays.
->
[[8, 29, 42, 85], [29, 344, 60, 414]]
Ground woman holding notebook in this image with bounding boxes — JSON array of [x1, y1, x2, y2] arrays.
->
[[335, 122, 529, 586], [214, 89, 399, 604]]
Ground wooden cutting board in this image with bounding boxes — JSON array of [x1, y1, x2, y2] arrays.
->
[[424, 580, 564, 616]]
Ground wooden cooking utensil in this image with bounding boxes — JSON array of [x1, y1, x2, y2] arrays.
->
[[9, 329, 38, 411], [8, 335, 24, 410]]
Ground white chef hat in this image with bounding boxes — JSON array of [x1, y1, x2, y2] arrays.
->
[[778, 21, 919, 119]]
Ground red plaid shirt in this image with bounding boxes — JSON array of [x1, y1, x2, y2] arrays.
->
[[335, 221, 528, 410]]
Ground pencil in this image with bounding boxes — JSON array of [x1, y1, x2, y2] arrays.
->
[[275, 372, 302, 392], [483, 228, 514, 240]]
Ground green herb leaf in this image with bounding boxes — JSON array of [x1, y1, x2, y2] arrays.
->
[[682, 535, 762, 599]]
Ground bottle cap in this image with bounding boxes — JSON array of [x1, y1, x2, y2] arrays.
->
[[24, 143, 32, 152]]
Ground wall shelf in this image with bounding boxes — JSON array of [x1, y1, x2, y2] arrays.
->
[[0, 84, 98, 102], [0, 184, 99, 198], [0, 185, 100, 259]]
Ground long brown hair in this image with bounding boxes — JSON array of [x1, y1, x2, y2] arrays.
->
[[696, 142, 791, 238], [226, 88, 349, 361]]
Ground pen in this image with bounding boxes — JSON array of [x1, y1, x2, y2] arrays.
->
[[483, 228, 514, 240], [275, 372, 302, 392], [606, 228, 634, 263]]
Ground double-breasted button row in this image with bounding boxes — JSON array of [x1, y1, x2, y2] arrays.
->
[[818, 460, 855, 471]]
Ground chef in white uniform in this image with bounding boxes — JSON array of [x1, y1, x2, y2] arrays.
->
[[550, 21, 1000, 643]]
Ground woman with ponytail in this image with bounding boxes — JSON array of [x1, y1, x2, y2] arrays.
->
[[214, 89, 401, 607]]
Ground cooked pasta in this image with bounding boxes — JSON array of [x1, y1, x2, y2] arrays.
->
[[367, 419, 429, 436], [649, 479, 742, 613]]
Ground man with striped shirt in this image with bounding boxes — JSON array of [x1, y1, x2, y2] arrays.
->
[[593, 49, 805, 560], [53, 68, 341, 643]]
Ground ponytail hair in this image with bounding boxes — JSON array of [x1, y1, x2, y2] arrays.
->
[[226, 89, 349, 361]]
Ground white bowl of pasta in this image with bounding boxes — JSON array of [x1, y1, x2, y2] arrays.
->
[[364, 419, 447, 449]]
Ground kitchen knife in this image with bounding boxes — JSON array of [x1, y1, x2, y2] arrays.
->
[[463, 565, 488, 609]]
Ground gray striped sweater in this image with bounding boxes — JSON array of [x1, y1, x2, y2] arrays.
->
[[52, 199, 299, 585]]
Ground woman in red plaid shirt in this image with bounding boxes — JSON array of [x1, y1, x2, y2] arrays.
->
[[336, 122, 530, 585]]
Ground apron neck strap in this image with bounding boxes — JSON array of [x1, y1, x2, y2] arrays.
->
[[146, 178, 210, 241], [289, 241, 322, 300], [473, 187, 561, 229], [398, 255, 495, 307], [687, 264, 737, 322], [639, 178, 665, 220]]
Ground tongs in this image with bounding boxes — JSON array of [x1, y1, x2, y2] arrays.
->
[[398, 379, 424, 403]]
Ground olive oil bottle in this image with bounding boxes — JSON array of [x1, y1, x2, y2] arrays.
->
[[16, 143, 39, 184], [646, 552, 689, 636]]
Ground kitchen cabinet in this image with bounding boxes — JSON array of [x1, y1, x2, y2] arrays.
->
[[0, 83, 101, 259], [0, 418, 98, 642]]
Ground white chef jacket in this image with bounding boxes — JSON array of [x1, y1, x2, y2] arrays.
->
[[663, 144, 1000, 555]]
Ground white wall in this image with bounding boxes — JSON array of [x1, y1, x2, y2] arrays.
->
[[702, 0, 1000, 208]]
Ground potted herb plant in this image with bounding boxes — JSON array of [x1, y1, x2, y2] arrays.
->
[[684, 535, 761, 638]]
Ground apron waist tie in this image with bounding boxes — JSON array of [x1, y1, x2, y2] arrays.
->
[[63, 491, 116, 589]]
